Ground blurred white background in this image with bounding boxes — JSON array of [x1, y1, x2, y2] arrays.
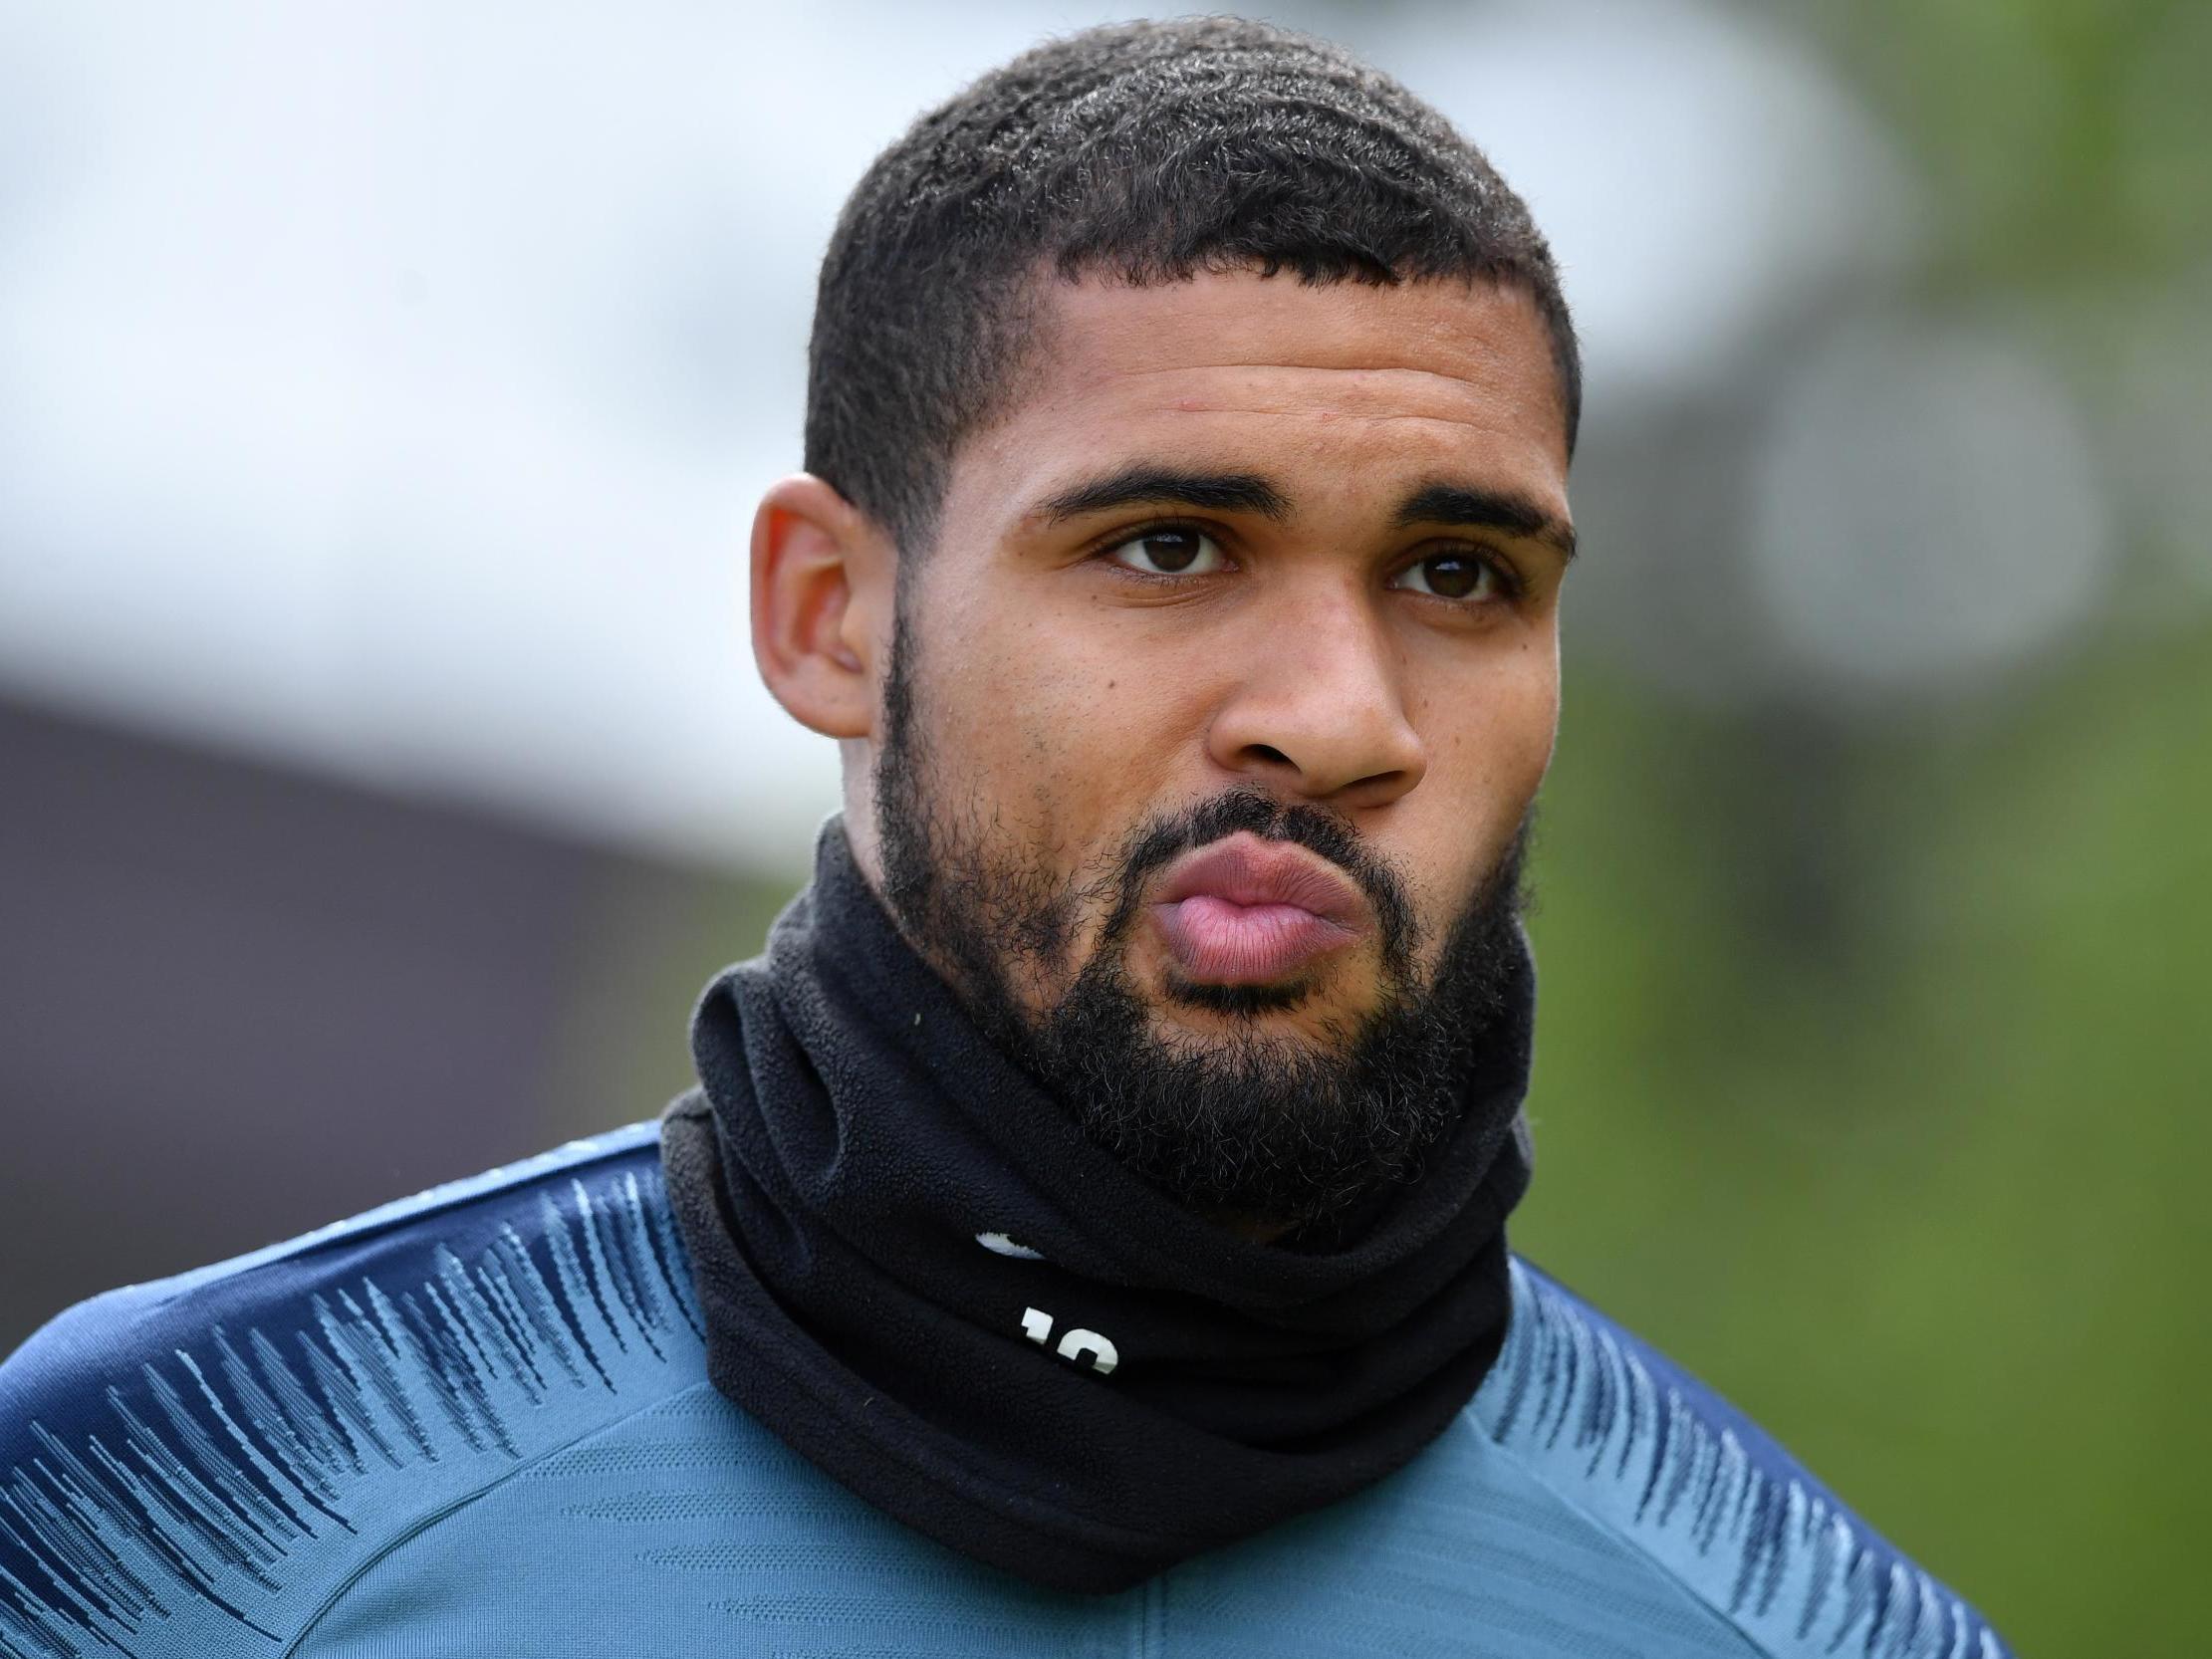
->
[[1, 0, 1968, 869]]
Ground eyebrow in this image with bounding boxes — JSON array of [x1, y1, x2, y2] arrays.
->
[[1029, 466, 1576, 562], [1393, 483, 1577, 562], [1032, 466, 1292, 525]]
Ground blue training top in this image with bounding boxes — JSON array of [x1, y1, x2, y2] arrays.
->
[[0, 1123, 2011, 1658]]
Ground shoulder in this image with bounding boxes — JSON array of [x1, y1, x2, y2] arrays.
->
[[1469, 1257, 2012, 1659], [0, 1121, 710, 1658]]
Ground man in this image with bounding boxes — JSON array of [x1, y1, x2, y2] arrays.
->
[[0, 19, 2009, 1657]]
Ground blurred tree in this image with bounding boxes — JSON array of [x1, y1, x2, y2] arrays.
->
[[1515, 4, 2211, 1647]]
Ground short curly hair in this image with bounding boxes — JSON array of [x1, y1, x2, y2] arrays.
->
[[804, 16, 1580, 559]]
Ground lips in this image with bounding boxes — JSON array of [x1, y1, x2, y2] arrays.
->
[[1147, 831, 1370, 986]]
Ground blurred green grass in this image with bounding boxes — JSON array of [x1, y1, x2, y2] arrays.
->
[[1517, 626, 2212, 1649]]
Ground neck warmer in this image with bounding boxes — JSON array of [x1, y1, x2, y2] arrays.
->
[[658, 820, 1536, 1593]]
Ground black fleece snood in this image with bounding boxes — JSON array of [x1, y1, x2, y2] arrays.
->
[[658, 820, 1536, 1594]]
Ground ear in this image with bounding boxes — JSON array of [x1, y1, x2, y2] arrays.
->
[[750, 474, 895, 740]]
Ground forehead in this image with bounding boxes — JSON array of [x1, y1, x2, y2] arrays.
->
[[947, 270, 1571, 528]]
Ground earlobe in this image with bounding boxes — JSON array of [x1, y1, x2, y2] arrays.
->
[[750, 474, 892, 740]]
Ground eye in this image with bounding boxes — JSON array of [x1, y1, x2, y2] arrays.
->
[[1106, 526, 1227, 577], [1388, 551, 1510, 602]]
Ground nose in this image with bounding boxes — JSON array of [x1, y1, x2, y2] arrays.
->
[[1204, 584, 1426, 808]]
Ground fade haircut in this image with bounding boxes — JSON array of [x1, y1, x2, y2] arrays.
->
[[803, 15, 1580, 561]]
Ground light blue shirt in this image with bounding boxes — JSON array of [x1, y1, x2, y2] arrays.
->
[[0, 1124, 2009, 1657]]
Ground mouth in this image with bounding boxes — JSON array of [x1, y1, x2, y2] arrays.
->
[[1146, 830, 1371, 986]]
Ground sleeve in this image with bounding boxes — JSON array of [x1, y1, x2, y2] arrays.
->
[[1, 1138, 702, 1659]]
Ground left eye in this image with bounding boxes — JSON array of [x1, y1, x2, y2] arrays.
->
[[1389, 553, 1502, 601], [1107, 528, 1226, 576]]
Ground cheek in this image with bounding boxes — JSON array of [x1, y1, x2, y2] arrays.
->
[[916, 588, 1201, 864], [1489, 647, 1562, 796], [1409, 639, 1559, 875]]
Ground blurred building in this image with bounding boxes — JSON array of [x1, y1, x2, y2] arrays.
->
[[0, 691, 780, 1352]]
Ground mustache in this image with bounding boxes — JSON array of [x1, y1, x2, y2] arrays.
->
[[1093, 788, 1420, 972]]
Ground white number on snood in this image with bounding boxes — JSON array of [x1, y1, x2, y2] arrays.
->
[[1019, 1306, 1119, 1375]]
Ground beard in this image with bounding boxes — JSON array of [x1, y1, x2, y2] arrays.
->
[[872, 613, 1533, 1232]]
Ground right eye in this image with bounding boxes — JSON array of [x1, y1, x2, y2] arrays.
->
[[1106, 527, 1227, 577]]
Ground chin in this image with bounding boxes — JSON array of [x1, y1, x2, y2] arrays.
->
[[1146, 977, 1380, 1063], [1160, 974, 1319, 1017]]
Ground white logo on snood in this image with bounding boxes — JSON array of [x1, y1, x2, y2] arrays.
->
[[1020, 1306, 1119, 1375]]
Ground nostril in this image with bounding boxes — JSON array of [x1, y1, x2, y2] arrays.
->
[[1245, 744, 1294, 767]]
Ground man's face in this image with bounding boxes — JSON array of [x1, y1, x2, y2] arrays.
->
[[863, 270, 1573, 1223]]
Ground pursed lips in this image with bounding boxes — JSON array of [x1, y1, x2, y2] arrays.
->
[[1146, 831, 1371, 985]]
